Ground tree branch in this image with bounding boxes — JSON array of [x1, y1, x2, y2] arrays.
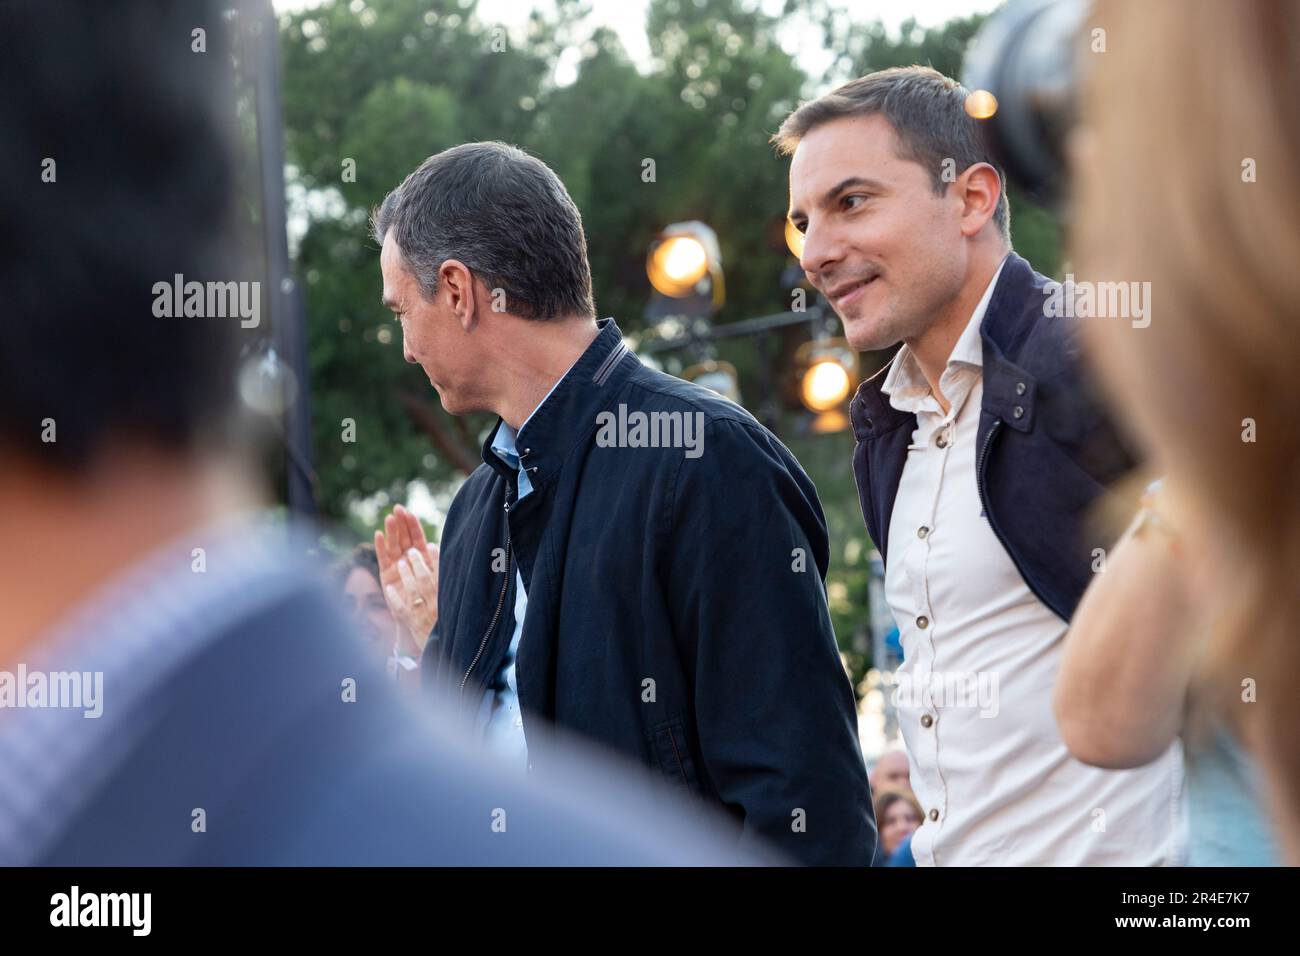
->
[[396, 390, 479, 477]]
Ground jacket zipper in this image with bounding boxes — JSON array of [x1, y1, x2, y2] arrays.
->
[[459, 500, 513, 704], [975, 418, 1064, 618]]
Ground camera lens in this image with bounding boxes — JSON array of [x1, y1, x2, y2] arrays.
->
[[963, 0, 1090, 207]]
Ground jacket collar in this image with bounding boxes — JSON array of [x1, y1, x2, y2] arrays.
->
[[480, 317, 634, 493], [850, 251, 1041, 442]]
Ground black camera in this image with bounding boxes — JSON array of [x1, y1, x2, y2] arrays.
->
[[963, 0, 1091, 208]]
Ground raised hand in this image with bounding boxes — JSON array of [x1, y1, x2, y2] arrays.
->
[[374, 504, 439, 653]]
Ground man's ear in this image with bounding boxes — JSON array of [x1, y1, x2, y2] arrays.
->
[[438, 259, 478, 331], [957, 162, 1003, 239]]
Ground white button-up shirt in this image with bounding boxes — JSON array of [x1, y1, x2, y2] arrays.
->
[[882, 257, 1185, 865]]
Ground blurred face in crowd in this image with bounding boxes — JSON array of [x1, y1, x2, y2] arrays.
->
[[343, 565, 395, 655], [381, 231, 490, 416], [880, 797, 923, 855], [787, 114, 977, 352], [871, 750, 912, 792]]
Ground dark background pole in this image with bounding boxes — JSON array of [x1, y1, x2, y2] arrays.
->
[[248, 0, 316, 516]]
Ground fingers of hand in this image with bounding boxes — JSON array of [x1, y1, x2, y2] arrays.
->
[[402, 507, 430, 553], [406, 547, 437, 599], [393, 504, 414, 554], [396, 556, 418, 596], [384, 583, 407, 615], [382, 513, 403, 564], [408, 546, 434, 582]]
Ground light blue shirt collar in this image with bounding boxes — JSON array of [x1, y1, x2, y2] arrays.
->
[[490, 354, 581, 498]]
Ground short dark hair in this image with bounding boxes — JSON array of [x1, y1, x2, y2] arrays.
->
[[773, 66, 1010, 243], [0, 0, 244, 468], [333, 543, 380, 589], [372, 142, 596, 321]]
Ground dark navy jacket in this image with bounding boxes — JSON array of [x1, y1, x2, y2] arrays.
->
[[849, 252, 1136, 621], [427, 318, 876, 866]]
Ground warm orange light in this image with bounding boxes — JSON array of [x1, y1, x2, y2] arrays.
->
[[801, 359, 851, 412], [795, 338, 858, 425], [647, 235, 709, 297], [965, 89, 998, 120], [811, 409, 850, 434], [785, 218, 805, 259]]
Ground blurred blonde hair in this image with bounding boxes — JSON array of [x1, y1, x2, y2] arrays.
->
[[1074, 0, 1300, 850]]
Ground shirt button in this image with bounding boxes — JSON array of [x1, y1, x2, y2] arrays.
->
[[916, 615, 930, 629], [936, 433, 949, 448], [928, 808, 939, 821], [1013, 405, 1025, 419], [1015, 381, 1026, 396], [921, 714, 934, 728], [917, 526, 930, 539]]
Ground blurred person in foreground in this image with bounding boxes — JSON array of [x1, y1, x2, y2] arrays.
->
[[373, 142, 875, 866], [0, 0, 759, 866], [776, 66, 1185, 865], [1062, 0, 1299, 863], [1055, 479, 1279, 866]]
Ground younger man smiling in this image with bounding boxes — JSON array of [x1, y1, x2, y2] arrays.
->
[[776, 67, 1185, 866]]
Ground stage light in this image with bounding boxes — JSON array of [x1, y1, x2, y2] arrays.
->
[[802, 358, 851, 411], [646, 222, 724, 305], [649, 236, 708, 295], [795, 338, 858, 432], [784, 218, 805, 259]]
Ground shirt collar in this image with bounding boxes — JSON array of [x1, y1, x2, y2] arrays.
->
[[881, 254, 1009, 413], [481, 318, 634, 493], [490, 358, 573, 471], [490, 422, 520, 469]]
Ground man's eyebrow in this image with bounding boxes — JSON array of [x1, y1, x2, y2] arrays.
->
[[789, 175, 888, 221]]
